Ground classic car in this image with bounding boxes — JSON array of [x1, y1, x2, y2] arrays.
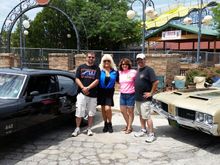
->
[[152, 86, 220, 136], [0, 68, 77, 136]]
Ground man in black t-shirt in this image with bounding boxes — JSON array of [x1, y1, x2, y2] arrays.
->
[[134, 53, 159, 143], [72, 52, 100, 137]]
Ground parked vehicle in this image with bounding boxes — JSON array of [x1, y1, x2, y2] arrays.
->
[[153, 87, 220, 136], [0, 68, 77, 136]]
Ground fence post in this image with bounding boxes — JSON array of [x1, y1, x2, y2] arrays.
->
[[205, 52, 208, 67], [40, 48, 43, 68], [133, 52, 136, 67]]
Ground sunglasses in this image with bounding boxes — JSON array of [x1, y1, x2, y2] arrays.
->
[[88, 56, 95, 59], [104, 60, 110, 63], [122, 64, 128, 66]]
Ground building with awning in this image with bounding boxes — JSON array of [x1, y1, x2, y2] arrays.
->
[[145, 23, 220, 52]]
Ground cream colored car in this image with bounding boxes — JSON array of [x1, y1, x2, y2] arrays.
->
[[152, 88, 220, 136]]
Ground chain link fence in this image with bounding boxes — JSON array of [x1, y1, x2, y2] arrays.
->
[[168, 50, 220, 67], [1, 47, 220, 69]]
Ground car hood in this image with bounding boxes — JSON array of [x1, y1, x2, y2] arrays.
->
[[153, 88, 220, 115], [0, 99, 18, 107]]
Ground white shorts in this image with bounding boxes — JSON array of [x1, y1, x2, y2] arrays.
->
[[75, 93, 97, 118], [135, 101, 152, 120]]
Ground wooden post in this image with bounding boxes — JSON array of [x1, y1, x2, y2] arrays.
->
[[163, 41, 166, 51], [214, 40, 216, 52], [208, 41, 210, 52], [147, 41, 150, 54]]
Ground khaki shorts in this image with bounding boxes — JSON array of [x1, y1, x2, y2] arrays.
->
[[135, 101, 152, 120], [75, 93, 97, 118]]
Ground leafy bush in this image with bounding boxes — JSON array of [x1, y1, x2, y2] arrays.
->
[[185, 67, 220, 85]]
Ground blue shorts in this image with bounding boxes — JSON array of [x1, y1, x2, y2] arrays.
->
[[120, 93, 135, 107]]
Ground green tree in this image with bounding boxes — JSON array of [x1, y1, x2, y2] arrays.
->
[[69, 0, 141, 50], [11, 15, 31, 47], [11, 0, 141, 50], [212, 3, 220, 30]]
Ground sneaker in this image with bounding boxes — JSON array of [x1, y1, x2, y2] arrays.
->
[[145, 133, 156, 143], [72, 127, 80, 137], [134, 129, 147, 137], [87, 129, 93, 136]]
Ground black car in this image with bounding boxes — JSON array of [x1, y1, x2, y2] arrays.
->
[[0, 68, 77, 136]]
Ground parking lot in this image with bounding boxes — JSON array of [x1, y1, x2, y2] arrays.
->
[[0, 110, 220, 165]]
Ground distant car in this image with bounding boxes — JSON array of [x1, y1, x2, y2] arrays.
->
[[0, 68, 77, 136], [153, 87, 220, 136]]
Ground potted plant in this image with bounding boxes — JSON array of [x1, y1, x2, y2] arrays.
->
[[185, 68, 207, 88], [185, 67, 220, 88]]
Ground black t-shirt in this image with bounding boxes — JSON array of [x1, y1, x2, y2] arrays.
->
[[135, 66, 157, 101], [76, 63, 100, 97]]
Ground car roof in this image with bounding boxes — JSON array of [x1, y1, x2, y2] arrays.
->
[[0, 68, 75, 78]]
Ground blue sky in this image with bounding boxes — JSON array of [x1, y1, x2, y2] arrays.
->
[[0, 0, 192, 29]]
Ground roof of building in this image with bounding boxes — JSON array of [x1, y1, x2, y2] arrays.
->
[[146, 23, 220, 40]]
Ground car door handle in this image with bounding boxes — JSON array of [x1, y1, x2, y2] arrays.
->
[[59, 96, 67, 103]]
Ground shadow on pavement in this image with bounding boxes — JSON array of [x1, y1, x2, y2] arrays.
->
[[155, 124, 220, 154], [0, 113, 103, 164]]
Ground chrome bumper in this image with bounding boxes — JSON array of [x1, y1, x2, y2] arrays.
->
[[153, 106, 219, 136]]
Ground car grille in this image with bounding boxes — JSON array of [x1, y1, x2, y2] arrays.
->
[[161, 102, 168, 112], [176, 107, 195, 120]]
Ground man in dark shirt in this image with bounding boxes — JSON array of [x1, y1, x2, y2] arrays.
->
[[134, 53, 159, 143], [72, 51, 100, 137]]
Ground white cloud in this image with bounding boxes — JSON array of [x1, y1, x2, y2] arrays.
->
[[0, 0, 41, 30]]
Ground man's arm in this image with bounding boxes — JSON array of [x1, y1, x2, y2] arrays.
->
[[143, 80, 159, 99], [87, 79, 99, 90], [76, 78, 91, 95], [151, 80, 159, 95], [81, 79, 99, 95], [85, 67, 100, 90], [75, 78, 85, 90]]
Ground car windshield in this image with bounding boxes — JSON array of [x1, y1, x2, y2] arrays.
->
[[0, 73, 26, 99]]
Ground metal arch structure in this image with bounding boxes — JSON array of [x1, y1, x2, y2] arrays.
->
[[0, 0, 80, 53], [129, 0, 155, 54]]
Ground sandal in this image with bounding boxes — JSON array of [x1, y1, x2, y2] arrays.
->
[[122, 127, 127, 131], [125, 128, 133, 134]]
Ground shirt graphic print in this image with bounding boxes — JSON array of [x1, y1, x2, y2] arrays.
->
[[81, 68, 97, 79]]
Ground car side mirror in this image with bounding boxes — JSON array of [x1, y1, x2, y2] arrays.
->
[[26, 91, 39, 102], [30, 91, 39, 96]]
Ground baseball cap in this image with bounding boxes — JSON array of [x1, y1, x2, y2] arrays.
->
[[136, 53, 145, 59]]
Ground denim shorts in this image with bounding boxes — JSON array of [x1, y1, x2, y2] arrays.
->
[[120, 93, 135, 107]]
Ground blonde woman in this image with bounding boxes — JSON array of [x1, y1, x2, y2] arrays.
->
[[98, 54, 118, 133]]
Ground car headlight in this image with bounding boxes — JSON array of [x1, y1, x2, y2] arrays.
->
[[205, 114, 213, 125], [196, 112, 204, 122]]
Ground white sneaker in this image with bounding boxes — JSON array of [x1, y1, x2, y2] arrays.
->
[[145, 133, 156, 143], [134, 129, 147, 137], [72, 127, 80, 137], [87, 129, 93, 136]]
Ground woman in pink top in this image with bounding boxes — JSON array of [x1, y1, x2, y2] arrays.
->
[[118, 58, 137, 134]]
